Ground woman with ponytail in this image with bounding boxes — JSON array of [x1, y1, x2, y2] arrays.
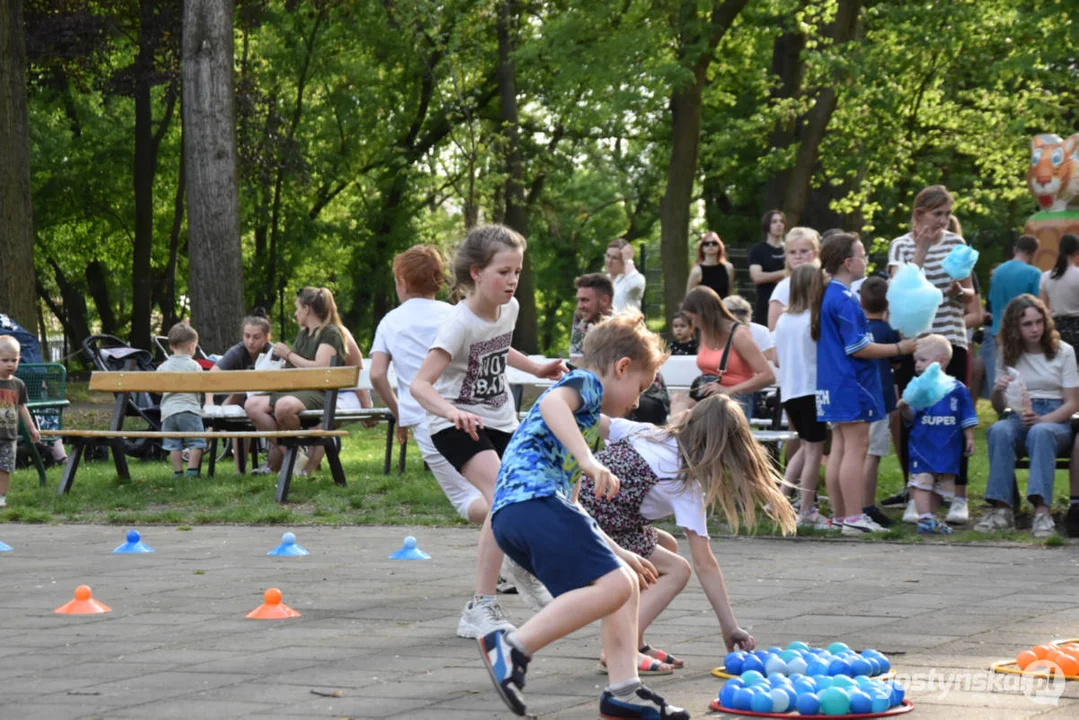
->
[[1040, 233, 1079, 348], [812, 234, 916, 535]]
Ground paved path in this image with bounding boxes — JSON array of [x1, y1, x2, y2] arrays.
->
[[1, 525, 1077, 719]]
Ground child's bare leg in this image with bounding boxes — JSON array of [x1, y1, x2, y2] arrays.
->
[[170, 450, 183, 473], [863, 454, 881, 507], [655, 528, 678, 553], [187, 448, 203, 472], [799, 441, 824, 513], [838, 423, 869, 517], [600, 571, 642, 685], [461, 450, 504, 596], [637, 546, 690, 644], [0, 469, 10, 496], [825, 428, 845, 518], [784, 446, 805, 497], [244, 396, 281, 468], [912, 486, 934, 516]]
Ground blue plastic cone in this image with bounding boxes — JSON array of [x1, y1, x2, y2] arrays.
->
[[389, 535, 430, 560], [113, 529, 154, 554], [0, 540, 12, 552], [268, 532, 309, 556]]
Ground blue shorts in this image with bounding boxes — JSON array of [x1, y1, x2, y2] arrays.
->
[[492, 494, 623, 598], [161, 412, 207, 452]]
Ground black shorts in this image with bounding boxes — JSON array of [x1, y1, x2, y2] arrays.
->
[[431, 426, 514, 473], [783, 395, 827, 443]]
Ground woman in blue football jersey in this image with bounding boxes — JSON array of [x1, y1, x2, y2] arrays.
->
[[810, 234, 917, 535]]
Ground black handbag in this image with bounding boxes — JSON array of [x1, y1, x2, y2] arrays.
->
[[689, 322, 739, 402]]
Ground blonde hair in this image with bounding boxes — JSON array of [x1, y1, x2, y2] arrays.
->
[[580, 312, 668, 378], [667, 395, 796, 535], [787, 264, 818, 314], [917, 334, 953, 364], [0, 335, 20, 354], [166, 322, 198, 349], [452, 224, 527, 296], [784, 227, 821, 270], [721, 295, 753, 323], [296, 287, 345, 346]]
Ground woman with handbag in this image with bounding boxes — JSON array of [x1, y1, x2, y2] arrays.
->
[[681, 286, 774, 419]]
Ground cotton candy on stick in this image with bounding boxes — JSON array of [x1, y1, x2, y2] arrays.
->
[[886, 262, 943, 337], [941, 244, 979, 280], [901, 362, 957, 410]]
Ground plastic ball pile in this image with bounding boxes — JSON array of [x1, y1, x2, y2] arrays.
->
[[718, 642, 904, 715], [1015, 642, 1079, 677]]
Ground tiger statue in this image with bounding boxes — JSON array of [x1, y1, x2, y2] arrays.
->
[[1028, 133, 1079, 212]]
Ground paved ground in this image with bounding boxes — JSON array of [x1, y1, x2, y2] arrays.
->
[[1, 525, 1078, 719]]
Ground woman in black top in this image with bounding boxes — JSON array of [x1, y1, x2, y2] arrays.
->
[[686, 231, 735, 299]]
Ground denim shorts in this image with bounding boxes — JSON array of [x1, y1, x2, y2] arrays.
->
[[161, 412, 207, 451]]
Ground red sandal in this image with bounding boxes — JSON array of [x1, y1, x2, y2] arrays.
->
[[640, 644, 684, 669], [597, 653, 674, 676]]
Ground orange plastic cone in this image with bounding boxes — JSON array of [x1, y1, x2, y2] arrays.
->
[[246, 587, 300, 619], [55, 585, 111, 615]]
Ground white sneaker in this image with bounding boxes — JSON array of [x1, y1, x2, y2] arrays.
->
[[902, 499, 919, 524], [973, 507, 1015, 532], [945, 497, 969, 525], [500, 556, 552, 613], [1031, 512, 1057, 539], [457, 599, 516, 639], [841, 515, 885, 536], [251, 465, 273, 476], [797, 508, 834, 530]]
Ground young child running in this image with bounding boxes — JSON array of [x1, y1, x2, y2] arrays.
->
[[774, 265, 831, 528], [0, 335, 39, 508], [812, 233, 916, 535], [157, 322, 207, 479], [578, 394, 796, 674], [897, 334, 977, 534], [480, 313, 690, 719], [411, 225, 565, 639]]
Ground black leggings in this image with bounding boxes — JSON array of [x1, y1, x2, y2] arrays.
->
[[895, 344, 970, 486]]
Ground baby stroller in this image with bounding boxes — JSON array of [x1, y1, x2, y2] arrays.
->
[[82, 334, 165, 460]]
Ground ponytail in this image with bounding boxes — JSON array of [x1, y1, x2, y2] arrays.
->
[[809, 267, 828, 341], [811, 232, 860, 340], [1050, 234, 1079, 281]]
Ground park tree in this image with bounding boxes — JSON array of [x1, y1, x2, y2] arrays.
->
[[0, 0, 38, 330], [183, 0, 245, 353]]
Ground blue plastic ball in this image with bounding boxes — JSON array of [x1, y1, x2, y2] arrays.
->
[[718, 683, 738, 708], [876, 655, 892, 674], [891, 683, 905, 707], [828, 658, 852, 677], [793, 678, 817, 695], [741, 655, 765, 675], [850, 657, 872, 677], [787, 657, 809, 676], [127, 530, 140, 543], [732, 687, 754, 711], [811, 674, 833, 689], [819, 687, 851, 716], [870, 688, 891, 713], [787, 641, 811, 652], [769, 688, 792, 712], [752, 650, 770, 661], [724, 651, 746, 675], [795, 691, 820, 715], [750, 690, 773, 713], [726, 678, 745, 689], [765, 657, 788, 677], [806, 659, 830, 676], [402, 535, 417, 549], [780, 649, 800, 663], [830, 675, 857, 691], [849, 690, 873, 714], [827, 642, 851, 655], [768, 645, 784, 655], [741, 670, 767, 687], [865, 656, 882, 676], [282, 531, 296, 544]]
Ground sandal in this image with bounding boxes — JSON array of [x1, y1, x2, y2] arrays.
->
[[596, 654, 674, 676], [250, 465, 273, 476], [640, 643, 684, 669]]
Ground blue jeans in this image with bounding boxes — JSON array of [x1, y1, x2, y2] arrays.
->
[[979, 329, 995, 399], [985, 398, 1072, 506]]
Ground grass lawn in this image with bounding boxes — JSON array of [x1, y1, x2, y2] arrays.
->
[[2, 387, 1072, 546]]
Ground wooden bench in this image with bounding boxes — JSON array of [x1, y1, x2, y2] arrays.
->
[[40, 367, 358, 503]]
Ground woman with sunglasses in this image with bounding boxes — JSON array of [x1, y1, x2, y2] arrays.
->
[[686, 231, 735, 299]]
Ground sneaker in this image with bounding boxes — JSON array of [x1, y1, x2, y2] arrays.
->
[[457, 599, 516, 639], [840, 515, 885, 536], [500, 557, 552, 613], [496, 576, 518, 594], [1031, 512, 1057, 539], [902, 499, 919, 524], [880, 489, 909, 507], [797, 508, 834, 530], [945, 497, 969, 525], [478, 629, 529, 716], [599, 684, 690, 720], [917, 516, 954, 535], [973, 507, 1015, 532], [1065, 505, 1079, 538], [251, 465, 273, 476], [864, 505, 893, 528]]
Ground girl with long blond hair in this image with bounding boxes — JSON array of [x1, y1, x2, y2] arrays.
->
[[579, 394, 797, 672]]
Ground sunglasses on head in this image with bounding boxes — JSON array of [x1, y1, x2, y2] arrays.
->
[[701, 241, 719, 248]]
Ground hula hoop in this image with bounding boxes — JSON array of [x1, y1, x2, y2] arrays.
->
[[988, 659, 1079, 681], [707, 698, 914, 718], [1052, 638, 1079, 647], [712, 666, 896, 681]]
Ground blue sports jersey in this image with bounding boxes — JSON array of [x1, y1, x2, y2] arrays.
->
[[867, 318, 901, 414], [491, 369, 603, 515], [816, 281, 885, 423], [909, 382, 978, 475]]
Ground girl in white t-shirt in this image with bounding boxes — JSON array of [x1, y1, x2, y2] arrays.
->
[[773, 265, 830, 528], [579, 394, 796, 670], [767, 226, 820, 331], [411, 224, 565, 640]]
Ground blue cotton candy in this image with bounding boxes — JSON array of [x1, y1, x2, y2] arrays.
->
[[902, 362, 957, 410], [886, 263, 943, 337], [941, 244, 979, 280]]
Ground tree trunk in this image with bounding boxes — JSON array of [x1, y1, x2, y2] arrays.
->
[[762, 20, 807, 212], [0, 0, 38, 331], [497, 0, 537, 353], [85, 260, 117, 335], [782, 0, 863, 226], [160, 138, 186, 333], [183, 0, 245, 355], [44, 257, 91, 357], [130, 0, 156, 350]]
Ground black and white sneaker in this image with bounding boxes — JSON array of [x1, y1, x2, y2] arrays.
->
[[880, 489, 909, 507], [599, 684, 690, 719], [478, 629, 529, 716], [496, 576, 518, 594], [864, 505, 893, 528]]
